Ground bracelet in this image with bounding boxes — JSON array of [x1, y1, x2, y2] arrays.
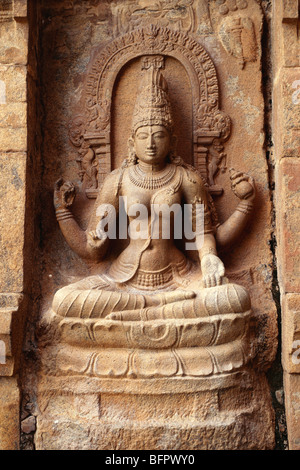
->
[[56, 208, 74, 222], [200, 247, 217, 258], [236, 200, 253, 215]]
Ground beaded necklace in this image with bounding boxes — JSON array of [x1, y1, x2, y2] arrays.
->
[[128, 163, 176, 190]]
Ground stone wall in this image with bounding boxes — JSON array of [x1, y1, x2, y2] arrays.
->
[[0, 0, 29, 450], [0, 0, 298, 450], [0, 0, 41, 450], [273, 0, 300, 451]]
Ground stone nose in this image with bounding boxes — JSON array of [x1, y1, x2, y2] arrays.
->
[[146, 134, 155, 148]]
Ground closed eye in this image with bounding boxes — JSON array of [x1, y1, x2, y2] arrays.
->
[[136, 133, 149, 139]]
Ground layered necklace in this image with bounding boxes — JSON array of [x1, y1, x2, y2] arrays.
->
[[129, 163, 176, 190]]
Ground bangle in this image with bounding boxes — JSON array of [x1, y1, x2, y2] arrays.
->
[[56, 208, 74, 221], [236, 201, 253, 215], [200, 247, 217, 258]]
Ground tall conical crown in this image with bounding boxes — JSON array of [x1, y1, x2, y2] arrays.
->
[[132, 56, 173, 134]]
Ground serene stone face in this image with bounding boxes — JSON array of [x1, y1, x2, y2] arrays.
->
[[132, 125, 171, 166]]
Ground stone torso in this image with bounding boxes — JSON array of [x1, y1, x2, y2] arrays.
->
[[108, 163, 188, 283]]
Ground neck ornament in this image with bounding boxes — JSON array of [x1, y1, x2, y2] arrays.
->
[[129, 163, 176, 190]]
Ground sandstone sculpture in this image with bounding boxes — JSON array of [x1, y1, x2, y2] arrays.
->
[[50, 58, 256, 376], [36, 26, 275, 451]]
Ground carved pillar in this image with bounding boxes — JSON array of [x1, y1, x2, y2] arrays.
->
[[273, 0, 300, 451], [84, 132, 111, 194], [194, 132, 222, 195]]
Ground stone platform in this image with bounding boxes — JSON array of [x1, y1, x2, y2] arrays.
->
[[35, 370, 275, 450]]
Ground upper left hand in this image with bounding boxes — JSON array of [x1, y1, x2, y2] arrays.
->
[[54, 178, 76, 211]]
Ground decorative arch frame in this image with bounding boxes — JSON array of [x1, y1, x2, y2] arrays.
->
[[70, 25, 231, 193]]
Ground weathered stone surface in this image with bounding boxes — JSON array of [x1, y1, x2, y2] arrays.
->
[[21, 415, 36, 434], [0, 377, 20, 450], [0, 0, 293, 452], [0, 20, 28, 65], [0, 153, 26, 292], [282, 293, 300, 374], [35, 372, 275, 450], [274, 69, 300, 159], [273, 0, 300, 451], [281, 0, 300, 68], [0, 102, 27, 128], [0, 65, 27, 102], [0, 294, 25, 377], [0, 127, 27, 152], [284, 373, 300, 450], [0, 310, 15, 376], [277, 158, 300, 293], [282, 0, 300, 19], [0, 0, 31, 452], [14, 0, 27, 18]]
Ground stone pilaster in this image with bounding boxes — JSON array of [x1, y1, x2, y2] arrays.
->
[[273, 0, 300, 451], [0, 0, 29, 450]]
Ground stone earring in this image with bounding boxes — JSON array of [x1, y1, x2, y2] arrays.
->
[[127, 138, 138, 166]]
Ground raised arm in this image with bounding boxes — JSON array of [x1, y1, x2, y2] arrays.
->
[[215, 169, 256, 249], [54, 171, 120, 262]]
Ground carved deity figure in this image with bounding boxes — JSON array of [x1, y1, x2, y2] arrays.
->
[[52, 61, 255, 332]]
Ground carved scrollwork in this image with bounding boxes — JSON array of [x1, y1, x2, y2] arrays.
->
[[195, 99, 231, 140], [111, 0, 196, 37], [68, 115, 85, 148], [86, 99, 111, 132], [83, 25, 223, 136]]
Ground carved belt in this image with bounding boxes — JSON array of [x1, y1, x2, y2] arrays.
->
[[129, 258, 189, 290]]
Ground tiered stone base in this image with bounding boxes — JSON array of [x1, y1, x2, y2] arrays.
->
[[35, 370, 275, 450], [41, 312, 252, 378]]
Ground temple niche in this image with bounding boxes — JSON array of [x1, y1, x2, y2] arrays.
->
[[20, 0, 278, 450]]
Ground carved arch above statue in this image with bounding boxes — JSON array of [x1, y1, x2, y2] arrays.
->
[[69, 25, 231, 195]]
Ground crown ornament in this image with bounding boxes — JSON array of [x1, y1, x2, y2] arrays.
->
[[132, 56, 174, 134]]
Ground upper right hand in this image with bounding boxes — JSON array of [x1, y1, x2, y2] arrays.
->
[[54, 178, 76, 210], [229, 169, 256, 202]]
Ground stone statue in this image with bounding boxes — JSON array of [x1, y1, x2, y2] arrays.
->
[[50, 59, 256, 377], [35, 15, 276, 451]]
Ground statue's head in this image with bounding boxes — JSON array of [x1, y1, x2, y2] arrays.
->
[[130, 124, 171, 166], [128, 59, 176, 165]]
